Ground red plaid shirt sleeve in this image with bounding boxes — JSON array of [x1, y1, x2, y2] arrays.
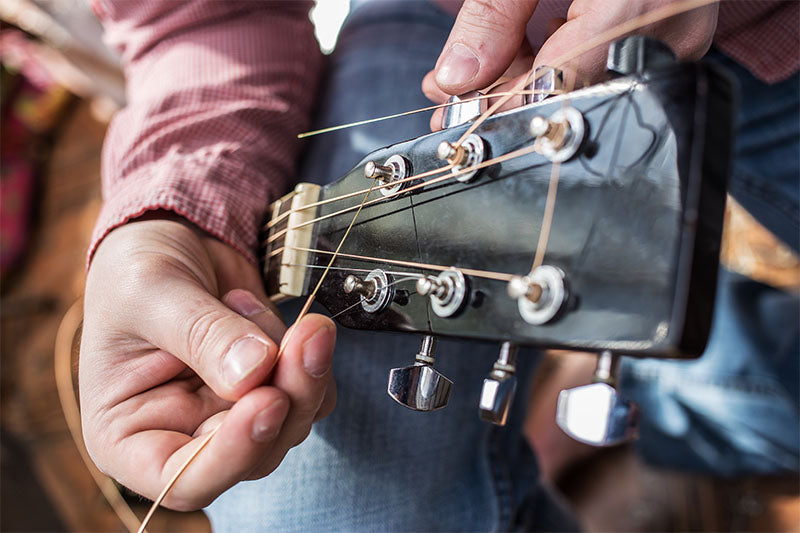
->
[[89, 1, 323, 265]]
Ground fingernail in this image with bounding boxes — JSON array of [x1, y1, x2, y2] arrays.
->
[[222, 336, 269, 387], [252, 399, 286, 442], [302, 325, 334, 378], [227, 290, 267, 317], [436, 43, 480, 88]]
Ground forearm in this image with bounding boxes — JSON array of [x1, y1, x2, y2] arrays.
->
[[90, 0, 323, 264]]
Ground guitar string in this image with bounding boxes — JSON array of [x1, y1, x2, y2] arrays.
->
[[276, 247, 515, 282], [296, 89, 557, 139], [268, 0, 715, 239], [329, 276, 421, 320], [136, 1, 717, 529], [527, 62, 581, 274], [265, 163, 455, 231], [266, 88, 552, 232], [137, 171, 382, 533], [262, 144, 539, 246]]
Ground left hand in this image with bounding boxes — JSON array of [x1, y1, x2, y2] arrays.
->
[[423, 0, 719, 130]]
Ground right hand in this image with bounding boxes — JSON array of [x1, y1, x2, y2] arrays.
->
[[80, 216, 337, 510]]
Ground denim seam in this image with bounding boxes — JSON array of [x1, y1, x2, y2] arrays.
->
[[624, 367, 791, 397]]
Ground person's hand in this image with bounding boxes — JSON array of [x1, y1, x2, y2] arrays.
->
[[80, 216, 337, 510], [423, 0, 718, 130]]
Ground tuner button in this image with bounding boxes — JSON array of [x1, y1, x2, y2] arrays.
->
[[388, 336, 452, 411], [555, 351, 640, 447], [606, 36, 677, 77], [479, 342, 518, 426], [441, 91, 487, 129], [524, 65, 564, 105]]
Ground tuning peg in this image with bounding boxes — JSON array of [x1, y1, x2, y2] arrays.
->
[[387, 335, 452, 411], [440, 91, 487, 129], [555, 350, 639, 446], [524, 65, 563, 105], [479, 342, 518, 426], [606, 36, 677, 77]]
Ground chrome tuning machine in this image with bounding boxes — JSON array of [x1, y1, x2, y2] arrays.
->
[[479, 342, 518, 426], [343, 269, 395, 314], [416, 268, 470, 318], [524, 65, 563, 105], [508, 265, 568, 325], [437, 134, 486, 183], [364, 154, 412, 197], [440, 90, 487, 129], [529, 106, 585, 163], [556, 350, 640, 447], [387, 335, 452, 412]]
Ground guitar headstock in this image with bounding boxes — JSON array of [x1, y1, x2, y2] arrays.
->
[[262, 37, 735, 430]]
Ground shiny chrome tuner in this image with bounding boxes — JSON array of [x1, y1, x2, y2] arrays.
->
[[606, 35, 677, 77], [364, 154, 412, 197], [479, 342, 518, 426], [343, 269, 395, 314], [436, 133, 486, 183], [556, 350, 640, 447], [416, 268, 469, 318], [523, 65, 563, 105], [441, 91, 487, 129], [529, 106, 585, 163], [387, 335, 452, 412], [509, 265, 567, 325]]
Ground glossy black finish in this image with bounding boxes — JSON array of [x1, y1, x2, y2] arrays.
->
[[278, 61, 733, 358]]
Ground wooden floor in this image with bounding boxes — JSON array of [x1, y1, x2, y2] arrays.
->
[[1, 97, 797, 532]]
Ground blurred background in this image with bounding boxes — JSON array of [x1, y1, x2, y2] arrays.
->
[[0, 0, 797, 531]]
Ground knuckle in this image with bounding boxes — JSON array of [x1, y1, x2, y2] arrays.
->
[[184, 309, 237, 368]]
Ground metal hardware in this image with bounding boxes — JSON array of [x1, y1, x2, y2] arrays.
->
[[511, 265, 567, 325], [479, 342, 518, 426], [437, 133, 486, 183], [363, 155, 412, 197], [441, 91, 487, 129], [387, 335, 452, 411], [416, 268, 469, 318], [607, 35, 677, 77], [343, 269, 395, 314], [529, 106, 585, 163], [556, 350, 640, 447], [524, 65, 563, 105]]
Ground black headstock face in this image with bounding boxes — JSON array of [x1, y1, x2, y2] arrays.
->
[[267, 61, 733, 359]]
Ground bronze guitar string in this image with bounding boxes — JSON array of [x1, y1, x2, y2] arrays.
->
[[133, 2, 718, 530], [263, 144, 538, 247]]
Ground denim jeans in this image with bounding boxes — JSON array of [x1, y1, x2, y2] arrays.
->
[[620, 51, 800, 476], [206, 2, 577, 531]]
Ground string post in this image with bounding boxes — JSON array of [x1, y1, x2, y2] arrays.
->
[[437, 141, 464, 164], [344, 274, 377, 300], [364, 160, 394, 183], [438, 135, 487, 183], [507, 275, 543, 303], [529, 107, 585, 163]]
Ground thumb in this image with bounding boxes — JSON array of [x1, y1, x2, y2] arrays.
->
[[434, 0, 538, 94], [140, 277, 281, 402]]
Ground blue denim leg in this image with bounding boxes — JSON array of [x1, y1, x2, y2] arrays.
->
[[206, 2, 578, 531], [620, 50, 800, 476]]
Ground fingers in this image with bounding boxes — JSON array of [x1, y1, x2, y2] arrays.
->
[[222, 289, 287, 343], [434, 0, 538, 95], [246, 314, 337, 479], [116, 385, 290, 511], [131, 275, 283, 402]]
